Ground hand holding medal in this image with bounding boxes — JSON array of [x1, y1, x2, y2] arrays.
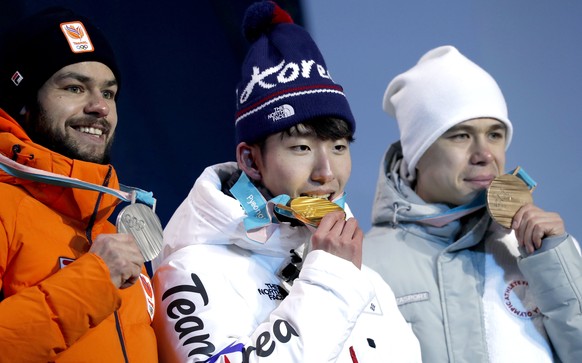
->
[[485, 167, 566, 254], [274, 197, 347, 289], [486, 166, 536, 229], [274, 197, 363, 286], [0, 152, 163, 262]]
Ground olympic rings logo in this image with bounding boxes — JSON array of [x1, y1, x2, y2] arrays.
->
[[121, 213, 146, 231], [76, 44, 89, 50]]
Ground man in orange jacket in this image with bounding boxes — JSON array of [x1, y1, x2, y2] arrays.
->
[[0, 7, 157, 362]]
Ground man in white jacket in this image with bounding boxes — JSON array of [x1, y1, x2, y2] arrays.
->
[[151, 1, 421, 362], [364, 45, 582, 362]]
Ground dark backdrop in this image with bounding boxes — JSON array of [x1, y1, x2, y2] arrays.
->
[[0, 0, 304, 227]]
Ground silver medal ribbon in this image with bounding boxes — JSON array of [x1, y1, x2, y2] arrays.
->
[[0, 153, 162, 261]]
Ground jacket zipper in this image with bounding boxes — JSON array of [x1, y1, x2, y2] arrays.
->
[[86, 166, 129, 363]]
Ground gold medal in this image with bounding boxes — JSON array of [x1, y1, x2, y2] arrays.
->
[[486, 168, 534, 228], [275, 196, 345, 227]]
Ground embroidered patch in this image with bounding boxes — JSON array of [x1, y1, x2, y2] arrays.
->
[[11, 71, 23, 86], [267, 104, 295, 121], [364, 295, 383, 315], [58, 257, 75, 269], [139, 274, 155, 321], [503, 279, 540, 319], [60, 21, 94, 53], [396, 292, 429, 306], [257, 283, 288, 301]]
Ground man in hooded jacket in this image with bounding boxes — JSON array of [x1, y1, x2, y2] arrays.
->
[[151, 2, 421, 362], [364, 45, 582, 362]]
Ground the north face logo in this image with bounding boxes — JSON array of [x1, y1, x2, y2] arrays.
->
[[268, 104, 295, 121], [258, 283, 288, 300]]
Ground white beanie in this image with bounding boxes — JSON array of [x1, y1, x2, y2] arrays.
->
[[383, 45, 513, 179]]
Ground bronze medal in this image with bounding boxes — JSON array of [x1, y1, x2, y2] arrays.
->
[[486, 173, 533, 228], [276, 196, 345, 227], [116, 203, 163, 261]]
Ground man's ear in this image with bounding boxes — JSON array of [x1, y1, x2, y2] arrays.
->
[[236, 142, 262, 181]]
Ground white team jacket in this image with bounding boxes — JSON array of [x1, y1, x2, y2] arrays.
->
[[152, 162, 421, 362]]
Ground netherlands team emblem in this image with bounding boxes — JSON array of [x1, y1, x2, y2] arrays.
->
[[60, 21, 94, 53]]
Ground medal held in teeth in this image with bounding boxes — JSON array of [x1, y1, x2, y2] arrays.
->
[[275, 196, 345, 227], [486, 167, 535, 228]]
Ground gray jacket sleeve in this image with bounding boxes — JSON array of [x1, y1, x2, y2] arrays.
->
[[518, 236, 582, 362]]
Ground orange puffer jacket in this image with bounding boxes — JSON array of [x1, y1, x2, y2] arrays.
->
[[0, 109, 157, 362]]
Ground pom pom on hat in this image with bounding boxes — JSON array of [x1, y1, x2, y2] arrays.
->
[[383, 45, 513, 180], [0, 6, 120, 119], [235, 1, 355, 144], [243, 1, 293, 42]]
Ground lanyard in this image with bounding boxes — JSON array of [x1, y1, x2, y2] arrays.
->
[[229, 172, 346, 241], [229, 172, 290, 232], [0, 152, 156, 208], [414, 167, 536, 227]]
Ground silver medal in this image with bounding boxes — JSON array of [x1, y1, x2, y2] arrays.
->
[[116, 203, 163, 261]]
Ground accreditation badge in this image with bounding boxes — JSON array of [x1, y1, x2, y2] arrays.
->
[[486, 167, 535, 228], [116, 203, 163, 261]]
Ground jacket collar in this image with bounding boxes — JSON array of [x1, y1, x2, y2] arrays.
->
[[161, 162, 312, 259], [0, 108, 120, 224], [371, 141, 493, 245]]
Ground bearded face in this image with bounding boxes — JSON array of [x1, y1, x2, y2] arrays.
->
[[25, 61, 118, 164]]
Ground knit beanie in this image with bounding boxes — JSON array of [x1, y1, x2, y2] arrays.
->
[[0, 6, 120, 118], [383, 45, 513, 179], [234, 1, 356, 144]]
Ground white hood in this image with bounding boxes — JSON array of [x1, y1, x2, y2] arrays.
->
[[155, 162, 312, 269]]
